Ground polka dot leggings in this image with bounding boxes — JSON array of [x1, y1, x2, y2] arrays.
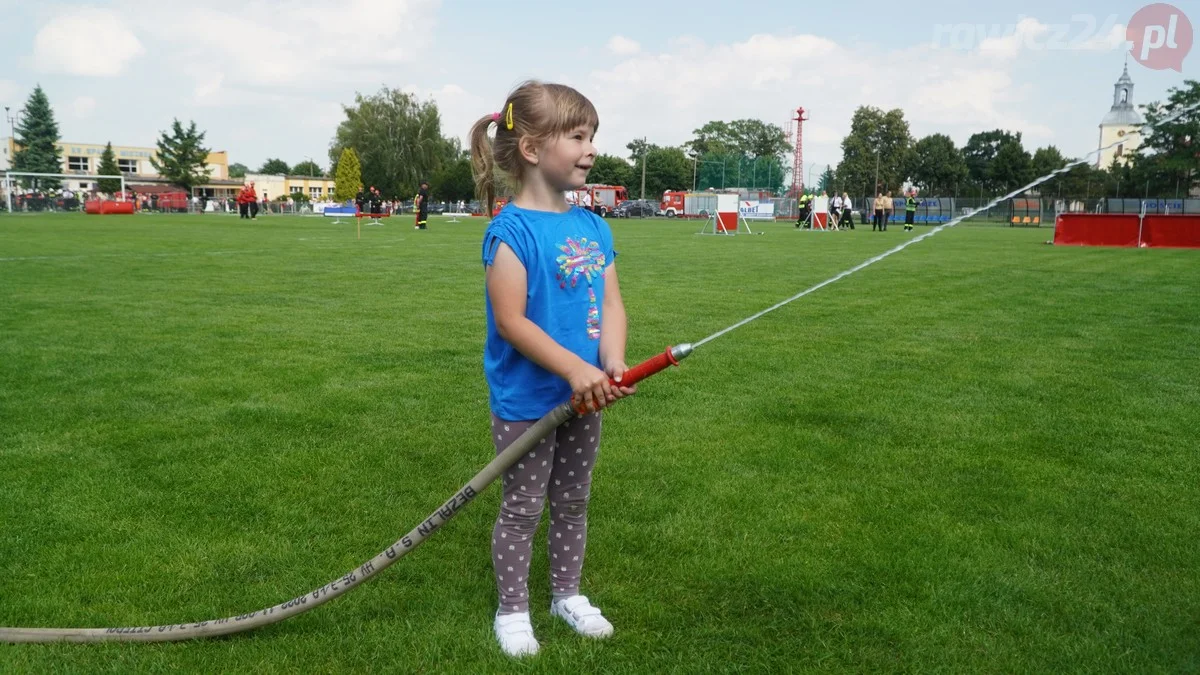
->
[[491, 412, 601, 615]]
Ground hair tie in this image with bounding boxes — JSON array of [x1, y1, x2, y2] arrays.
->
[[504, 102, 514, 131], [491, 112, 501, 122]]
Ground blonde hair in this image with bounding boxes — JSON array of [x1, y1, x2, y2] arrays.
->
[[469, 81, 599, 214]]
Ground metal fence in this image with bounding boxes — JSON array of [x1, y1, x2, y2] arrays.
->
[[764, 196, 1200, 227]]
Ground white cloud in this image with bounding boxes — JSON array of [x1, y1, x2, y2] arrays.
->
[[978, 17, 1127, 60], [586, 34, 1057, 171], [979, 17, 1050, 60], [402, 82, 486, 146], [606, 35, 641, 56], [122, 0, 441, 90], [32, 8, 145, 76], [70, 96, 96, 118]]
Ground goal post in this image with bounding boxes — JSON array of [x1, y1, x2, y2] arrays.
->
[[2, 171, 125, 213]]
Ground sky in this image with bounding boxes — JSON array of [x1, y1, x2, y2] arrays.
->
[[1, 0, 1196, 178]]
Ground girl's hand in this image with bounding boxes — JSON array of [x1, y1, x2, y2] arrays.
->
[[605, 362, 637, 399], [568, 363, 616, 413]]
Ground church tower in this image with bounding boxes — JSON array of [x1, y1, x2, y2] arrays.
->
[[1097, 63, 1143, 169]]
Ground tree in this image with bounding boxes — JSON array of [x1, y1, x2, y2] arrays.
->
[[228, 163, 248, 178], [905, 134, 968, 195], [328, 87, 452, 199], [1030, 146, 1068, 196], [685, 119, 789, 192], [11, 85, 63, 189], [431, 157, 475, 202], [835, 106, 912, 196], [1056, 162, 1113, 198], [626, 138, 652, 163], [1135, 79, 1200, 197], [989, 139, 1033, 194], [817, 167, 836, 194], [258, 158, 290, 175], [95, 142, 121, 194], [686, 119, 790, 159], [149, 119, 211, 193], [632, 146, 691, 197], [589, 154, 633, 188], [962, 130, 1022, 193], [291, 160, 323, 177], [333, 147, 362, 202]]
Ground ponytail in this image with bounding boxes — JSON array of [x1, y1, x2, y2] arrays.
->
[[469, 114, 496, 217]]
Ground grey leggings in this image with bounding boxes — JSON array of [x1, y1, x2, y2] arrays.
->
[[491, 412, 602, 614]]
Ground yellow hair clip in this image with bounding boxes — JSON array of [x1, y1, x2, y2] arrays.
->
[[504, 102, 514, 131]]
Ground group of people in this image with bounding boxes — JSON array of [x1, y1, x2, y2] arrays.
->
[[794, 190, 921, 232], [236, 182, 260, 219], [355, 186, 385, 215], [871, 191, 920, 231], [795, 191, 856, 230], [353, 180, 431, 230]]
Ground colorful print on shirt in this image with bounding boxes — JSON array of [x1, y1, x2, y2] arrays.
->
[[555, 236, 607, 340]]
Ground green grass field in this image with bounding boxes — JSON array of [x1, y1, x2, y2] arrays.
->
[[2, 213, 1198, 673]]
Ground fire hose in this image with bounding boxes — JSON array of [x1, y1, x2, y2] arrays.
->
[[0, 346, 693, 643]]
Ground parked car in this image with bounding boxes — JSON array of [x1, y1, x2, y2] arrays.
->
[[614, 199, 657, 218]]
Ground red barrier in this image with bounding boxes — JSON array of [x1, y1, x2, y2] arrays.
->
[[85, 200, 135, 215], [1143, 215, 1200, 249], [1053, 214, 1141, 247], [100, 201, 135, 215]]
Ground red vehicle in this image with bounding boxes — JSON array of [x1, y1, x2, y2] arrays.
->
[[570, 184, 628, 217], [658, 191, 718, 219]]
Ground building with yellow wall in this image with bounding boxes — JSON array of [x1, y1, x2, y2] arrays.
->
[[245, 172, 337, 201], [1, 137, 238, 194]]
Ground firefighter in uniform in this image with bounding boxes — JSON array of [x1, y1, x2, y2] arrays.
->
[[796, 192, 812, 228], [904, 192, 919, 231], [415, 180, 429, 229]]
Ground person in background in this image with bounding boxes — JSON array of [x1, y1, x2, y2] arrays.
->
[[416, 179, 430, 230], [830, 192, 842, 229], [249, 183, 260, 219], [883, 191, 894, 231], [904, 190, 919, 231], [872, 192, 885, 231], [840, 192, 854, 229]]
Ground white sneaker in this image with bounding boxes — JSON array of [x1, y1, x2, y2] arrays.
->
[[494, 611, 539, 657], [550, 595, 614, 638]]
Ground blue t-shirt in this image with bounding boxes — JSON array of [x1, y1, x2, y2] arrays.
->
[[482, 204, 617, 421]]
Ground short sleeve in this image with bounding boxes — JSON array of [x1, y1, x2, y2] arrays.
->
[[482, 212, 531, 268]]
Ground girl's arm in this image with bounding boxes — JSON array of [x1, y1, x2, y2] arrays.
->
[[487, 241, 616, 411], [600, 263, 636, 395]]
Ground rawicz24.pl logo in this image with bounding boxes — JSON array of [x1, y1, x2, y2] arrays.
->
[[1128, 3, 1192, 71]]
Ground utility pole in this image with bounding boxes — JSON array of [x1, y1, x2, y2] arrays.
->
[[639, 137, 647, 200], [874, 147, 881, 194]]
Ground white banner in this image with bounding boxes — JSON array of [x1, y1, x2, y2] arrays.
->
[[740, 200, 775, 220]]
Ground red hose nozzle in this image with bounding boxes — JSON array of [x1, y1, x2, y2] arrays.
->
[[573, 344, 692, 415]]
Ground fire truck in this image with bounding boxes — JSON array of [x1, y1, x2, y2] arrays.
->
[[569, 184, 628, 217], [659, 188, 776, 218], [658, 191, 718, 218]]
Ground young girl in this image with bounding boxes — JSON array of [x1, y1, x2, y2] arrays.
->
[[469, 81, 635, 657]]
